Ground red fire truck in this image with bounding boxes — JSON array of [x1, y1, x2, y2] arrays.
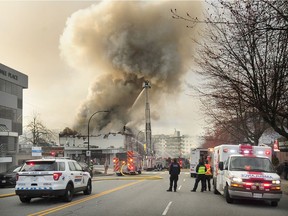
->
[[113, 151, 142, 175]]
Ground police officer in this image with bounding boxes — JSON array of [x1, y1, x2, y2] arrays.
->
[[191, 159, 207, 192], [167, 158, 181, 192]]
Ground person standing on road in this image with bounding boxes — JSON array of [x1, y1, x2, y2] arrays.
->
[[284, 160, 288, 180], [167, 158, 181, 192], [104, 159, 109, 175], [204, 160, 213, 191], [191, 160, 207, 192]]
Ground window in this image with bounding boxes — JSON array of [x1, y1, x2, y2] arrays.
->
[[58, 162, 65, 171], [74, 162, 83, 171], [0, 79, 5, 92], [68, 162, 76, 171], [21, 161, 57, 171], [5, 81, 11, 94]]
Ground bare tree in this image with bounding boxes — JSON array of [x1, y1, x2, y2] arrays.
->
[[24, 113, 55, 146], [173, 0, 288, 140]]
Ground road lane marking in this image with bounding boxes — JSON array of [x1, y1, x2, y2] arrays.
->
[[178, 185, 182, 191], [162, 201, 172, 215], [0, 192, 15, 198], [93, 175, 163, 181], [183, 179, 186, 182], [28, 180, 143, 216]]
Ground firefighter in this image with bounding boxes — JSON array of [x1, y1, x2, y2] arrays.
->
[[104, 159, 109, 175], [191, 159, 207, 192], [204, 160, 213, 191], [167, 158, 181, 192]]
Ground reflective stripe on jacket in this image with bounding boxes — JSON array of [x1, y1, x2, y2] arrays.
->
[[205, 164, 212, 175], [197, 165, 206, 174]]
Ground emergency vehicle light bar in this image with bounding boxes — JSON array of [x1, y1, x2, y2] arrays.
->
[[223, 148, 236, 153], [239, 144, 253, 155]]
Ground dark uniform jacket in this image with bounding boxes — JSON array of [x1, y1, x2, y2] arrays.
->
[[169, 162, 181, 176]]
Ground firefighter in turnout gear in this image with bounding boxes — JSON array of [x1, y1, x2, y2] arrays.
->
[[167, 158, 181, 192], [204, 160, 213, 191], [191, 160, 207, 192]]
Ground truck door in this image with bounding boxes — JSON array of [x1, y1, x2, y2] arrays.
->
[[68, 161, 84, 188]]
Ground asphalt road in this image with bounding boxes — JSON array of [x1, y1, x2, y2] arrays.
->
[[0, 171, 287, 216]]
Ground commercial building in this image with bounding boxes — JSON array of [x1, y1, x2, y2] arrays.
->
[[59, 133, 127, 165], [153, 131, 199, 159], [0, 63, 28, 172]]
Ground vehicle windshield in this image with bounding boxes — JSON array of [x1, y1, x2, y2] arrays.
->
[[21, 161, 57, 172], [229, 156, 275, 172]]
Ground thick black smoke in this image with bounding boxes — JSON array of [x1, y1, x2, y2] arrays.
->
[[59, 0, 203, 135]]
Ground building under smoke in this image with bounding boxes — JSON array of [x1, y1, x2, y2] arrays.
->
[[59, 0, 203, 135]]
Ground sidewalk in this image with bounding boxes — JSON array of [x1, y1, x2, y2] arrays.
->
[[92, 166, 115, 176]]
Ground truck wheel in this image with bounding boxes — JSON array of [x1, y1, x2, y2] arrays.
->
[[271, 201, 278, 207], [83, 180, 92, 195], [224, 185, 233, 204], [19, 196, 31, 203], [63, 184, 74, 202]]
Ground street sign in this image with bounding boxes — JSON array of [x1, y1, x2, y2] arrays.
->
[[32, 147, 42, 157], [86, 150, 91, 157]]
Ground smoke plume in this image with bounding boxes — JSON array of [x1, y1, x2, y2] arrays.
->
[[59, 0, 202, 135]]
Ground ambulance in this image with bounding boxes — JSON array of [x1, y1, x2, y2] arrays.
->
[[212, 144, 282, 206]]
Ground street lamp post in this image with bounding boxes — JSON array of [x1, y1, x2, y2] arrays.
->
[[87, 110, 110, 172]]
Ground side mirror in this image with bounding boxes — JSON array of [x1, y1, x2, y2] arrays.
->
[[218, 162, 224, 171]]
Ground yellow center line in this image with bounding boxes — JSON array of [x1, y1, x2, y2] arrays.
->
[[0, 193, 15, 198], [28, 180, 143, 216]]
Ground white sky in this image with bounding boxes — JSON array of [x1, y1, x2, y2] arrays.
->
[[0, 0, 207, 141]]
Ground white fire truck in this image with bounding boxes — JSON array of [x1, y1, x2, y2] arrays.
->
[[190, 148, 209, 177], [212, 144, 282, 206]]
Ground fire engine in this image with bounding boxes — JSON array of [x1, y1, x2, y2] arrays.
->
[[113, 151, 142, 176], [212, 144, 282, 206]]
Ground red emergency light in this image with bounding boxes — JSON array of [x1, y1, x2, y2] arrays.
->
[[27, 162, 35, 166], [239, 144, 253, 155]]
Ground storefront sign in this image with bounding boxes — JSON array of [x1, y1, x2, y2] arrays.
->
[[0, 157, 12, 163]]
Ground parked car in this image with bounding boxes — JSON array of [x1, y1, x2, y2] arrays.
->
[[0, 165, 22, 187], [15, 158, 92, 203]]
